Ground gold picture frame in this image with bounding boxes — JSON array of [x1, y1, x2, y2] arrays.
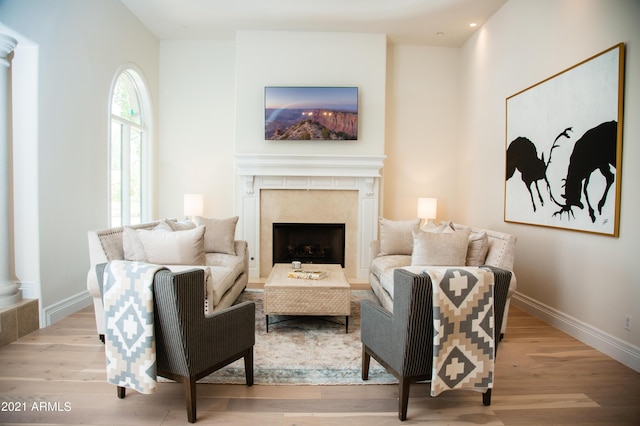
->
[[505, 43, 625, 237]]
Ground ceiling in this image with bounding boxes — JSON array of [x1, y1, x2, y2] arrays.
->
[[121, 0, 506, 47]]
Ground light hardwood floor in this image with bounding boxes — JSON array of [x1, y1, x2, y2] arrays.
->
[[0, 303, 638, 425]]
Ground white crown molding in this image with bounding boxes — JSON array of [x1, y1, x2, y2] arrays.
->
[[235, 153, 385, 177]]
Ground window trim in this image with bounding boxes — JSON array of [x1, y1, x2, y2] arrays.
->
[[107, 64, 154, 227]]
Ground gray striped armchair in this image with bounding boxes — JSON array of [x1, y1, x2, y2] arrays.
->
[[361, 266, 511, 421], [96, 264, 255, 423]]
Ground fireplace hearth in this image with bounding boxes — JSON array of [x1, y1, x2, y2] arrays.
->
[[273, 223, 345, 266]]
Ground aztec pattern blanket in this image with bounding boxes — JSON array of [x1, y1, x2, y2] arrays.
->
[[425, 267, 495, 397], [103, 261, 167, 394]]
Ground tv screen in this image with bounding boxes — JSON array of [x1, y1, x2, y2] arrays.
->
[[265, 86, 358, 140]]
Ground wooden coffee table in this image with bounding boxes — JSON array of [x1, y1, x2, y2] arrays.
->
[[264, 263, 351, 333]]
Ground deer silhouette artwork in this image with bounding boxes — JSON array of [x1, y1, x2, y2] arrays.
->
[[506, 128, 570, 212], [553, 120, 618, 223]]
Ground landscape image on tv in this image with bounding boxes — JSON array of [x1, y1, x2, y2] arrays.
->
[[265, 86, 358, 140]]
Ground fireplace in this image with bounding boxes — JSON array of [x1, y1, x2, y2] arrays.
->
[[234, 153, 385, 279], [273, 223, 345, 266]]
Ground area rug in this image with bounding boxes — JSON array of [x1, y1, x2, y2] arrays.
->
[[196, 290, 397, 385]]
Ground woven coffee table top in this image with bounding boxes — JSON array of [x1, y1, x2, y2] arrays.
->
[[265, 263, 350, 289], [264, 264, 351, 318]]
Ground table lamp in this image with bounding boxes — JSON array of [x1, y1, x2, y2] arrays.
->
[[184, 194, 204, 221], [417, 197, 437, 228]]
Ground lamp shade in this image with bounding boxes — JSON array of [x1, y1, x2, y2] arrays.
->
[[184, 194, 204, 217], [417, 197, 437, 220]]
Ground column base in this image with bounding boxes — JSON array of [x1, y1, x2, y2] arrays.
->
[[0, 282, 22, 308]]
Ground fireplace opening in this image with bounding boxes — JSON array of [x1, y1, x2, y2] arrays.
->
[[273, 223, 345, 266]]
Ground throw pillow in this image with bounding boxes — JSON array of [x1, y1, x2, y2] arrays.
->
[[379, 218, 420, 256], [122, 227, 147, 262], [137, 226, 206, 265], [167, 219, 196, 231], [421, 220, 455, 233], [411, 228, 471, 266], [466, 231, 490, 266], [154, 221, 174, 232], [194, 216, 239, 255]]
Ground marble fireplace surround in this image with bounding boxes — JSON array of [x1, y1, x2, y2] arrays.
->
[[235, 154, 385, 280]]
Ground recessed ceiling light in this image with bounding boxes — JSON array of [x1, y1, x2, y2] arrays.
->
[[469, 22, 477, 27]]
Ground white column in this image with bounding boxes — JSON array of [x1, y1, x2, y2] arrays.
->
[[0, 34, 21, 308]]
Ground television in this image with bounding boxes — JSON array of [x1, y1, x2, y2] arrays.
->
[[265, 86, 358, 141]]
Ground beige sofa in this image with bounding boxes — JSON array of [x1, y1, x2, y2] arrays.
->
[[369, 219, 517, 335], [87, 217, 249, 339]]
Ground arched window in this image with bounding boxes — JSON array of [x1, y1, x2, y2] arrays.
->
[[109, 67, 151, 226]]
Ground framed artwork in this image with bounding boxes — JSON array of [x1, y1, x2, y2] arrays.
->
[[505, 43, 625, 237], [265, 86, 358, 140]]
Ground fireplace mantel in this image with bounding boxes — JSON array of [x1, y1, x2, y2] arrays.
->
[[235, 153, 385, 279], [235, 153, 385, 178]]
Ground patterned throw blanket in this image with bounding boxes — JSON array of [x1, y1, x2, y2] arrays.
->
[[425, 267, 495, 397], [102, 261, 167, 394]]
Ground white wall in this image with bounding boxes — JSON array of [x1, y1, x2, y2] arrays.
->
[[459, 0, 640, 368], [157, 31, 387, 221], [0, 0, 159, 324], [158, 40, 237, 219], [234, 31, 387, 157], [383, 45, 461, 220]]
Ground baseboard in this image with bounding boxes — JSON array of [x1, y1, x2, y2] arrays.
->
[[512, 292, 640, 372], [42, 290, 93, 327]]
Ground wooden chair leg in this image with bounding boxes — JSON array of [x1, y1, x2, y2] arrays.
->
[[482, 388, 492, 406], [244, 348, 254, 386], [183, 378, 197, 423], [361, 345, 370, 380], [398, 377, 411, 421], [117, 386, 126, 399]]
